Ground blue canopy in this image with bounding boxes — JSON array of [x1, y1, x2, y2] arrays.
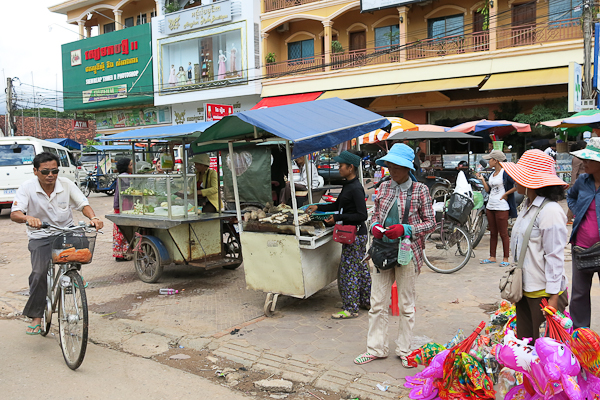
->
[[45, 138, 82, 151], [191, 98, 390, 158], [98, 121, 217, 142], [87, 145, 134, 152]]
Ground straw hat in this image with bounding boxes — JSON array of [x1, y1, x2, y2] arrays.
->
[[190, 153, 210, 166], [571, 137, 600, 163], [500, 149, 567, 189]]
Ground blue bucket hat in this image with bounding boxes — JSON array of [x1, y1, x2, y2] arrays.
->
[[376, 143, 415, 170]]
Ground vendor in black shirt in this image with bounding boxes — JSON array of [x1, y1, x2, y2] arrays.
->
[[307, 150, 370, 319]]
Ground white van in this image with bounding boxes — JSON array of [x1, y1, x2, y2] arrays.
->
[[0, 136, 78, 213]]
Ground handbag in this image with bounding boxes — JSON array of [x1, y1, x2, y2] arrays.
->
[[499, 199, 549, 303], [368, 183, 412, 270], [572, 242, 600, 272], [333, 224, 357, 245]]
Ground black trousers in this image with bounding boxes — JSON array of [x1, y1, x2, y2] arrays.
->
[[570, 252, 600, 328], [23, 237, 53, 318], [516, 291, 568, 342], [203, 202, 217, 213]]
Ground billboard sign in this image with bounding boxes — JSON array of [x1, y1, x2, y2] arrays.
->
[[361, 0, 412, 12], [61, 24, 153, 111], [164, 1, 232, 35], [568, 62, 582, 112]]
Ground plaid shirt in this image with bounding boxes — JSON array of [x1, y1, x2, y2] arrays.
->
[[371, 180, 436, 271]]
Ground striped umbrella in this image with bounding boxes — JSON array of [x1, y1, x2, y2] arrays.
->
[[358, 117, 417, 145]]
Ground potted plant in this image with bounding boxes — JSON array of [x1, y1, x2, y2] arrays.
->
[[164, 0, 181, 14], [331, 40, 343, 54], [266, 52, 276, 64]]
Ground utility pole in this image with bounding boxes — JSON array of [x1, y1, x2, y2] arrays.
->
[[583, 0, 593, 100], [5, 78, 13, 137]]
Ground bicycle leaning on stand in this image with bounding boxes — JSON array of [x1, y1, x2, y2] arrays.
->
[[423, 192, 472, 274], [29, 221, 100, 370]]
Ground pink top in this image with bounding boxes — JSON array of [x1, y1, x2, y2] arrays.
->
[[576, 199, 600, 248]]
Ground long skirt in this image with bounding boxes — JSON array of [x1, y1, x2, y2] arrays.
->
[[113, 218, 129, 258], [338, 234, 371, 313]]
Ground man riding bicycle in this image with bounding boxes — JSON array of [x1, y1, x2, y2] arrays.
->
[[10, 152, 103, 335]]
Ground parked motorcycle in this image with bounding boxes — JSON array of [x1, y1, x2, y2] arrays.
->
[[81, 171, 118, 197]]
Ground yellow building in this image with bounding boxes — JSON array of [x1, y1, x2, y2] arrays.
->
[[49, 0, 159, 38], [259, 0, 582, 126]]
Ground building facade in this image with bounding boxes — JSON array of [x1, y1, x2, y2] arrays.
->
[[151, 0, 262, 124], [259, 0, 582, 126]]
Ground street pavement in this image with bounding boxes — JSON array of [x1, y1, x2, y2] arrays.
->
[[1, 194, 599, 400]]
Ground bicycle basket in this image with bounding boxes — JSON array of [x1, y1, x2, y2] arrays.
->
[[51, 231, 97, 264], [446, 193, 474, 225]]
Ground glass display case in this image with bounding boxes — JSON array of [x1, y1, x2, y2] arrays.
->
[[470, 153, 515, 171], [556, 152, 573, 184], [118, 174, 198, 219]]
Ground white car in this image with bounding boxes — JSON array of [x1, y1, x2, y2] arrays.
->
[[0, 136, 78, 213]]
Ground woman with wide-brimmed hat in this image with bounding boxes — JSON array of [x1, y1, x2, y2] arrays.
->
[[567, 138, 600, 328], [190, 154, 220, 213], [353, 143, 436, 367], [501, 149, 569, 342]]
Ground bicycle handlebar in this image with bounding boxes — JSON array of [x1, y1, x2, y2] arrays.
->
[[26, 221, 102, 234]]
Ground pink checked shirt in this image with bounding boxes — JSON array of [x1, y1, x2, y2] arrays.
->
[[370, 180, 436, 271]]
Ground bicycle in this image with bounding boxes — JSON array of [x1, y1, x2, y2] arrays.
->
[[32, 221, 99, 370], [424, 194, 472, 274]]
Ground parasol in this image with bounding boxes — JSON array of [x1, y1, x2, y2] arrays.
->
[[358, 117, 417, 144]]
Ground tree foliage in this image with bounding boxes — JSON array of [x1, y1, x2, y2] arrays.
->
[[513, 97, 570, 135], [494, 100, 522, 121], [17, 107, 94, 120]]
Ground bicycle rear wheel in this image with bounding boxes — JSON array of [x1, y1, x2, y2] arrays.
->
[[58, 270, 88, 370], [41, 261, 54, 337], [424, 222, 472, 274]]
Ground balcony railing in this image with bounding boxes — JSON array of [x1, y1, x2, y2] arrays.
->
[[264, 0, 321, 12], [263, 19, 580, 77], [406, 32, 489, 60], [497, 18, 581, 49]]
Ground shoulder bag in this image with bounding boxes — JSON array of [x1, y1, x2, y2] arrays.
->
[[333, 224, 357, 245], [499, 199, 549, 303], [572, 242, 600, 273], [368, 183, 412, 270]]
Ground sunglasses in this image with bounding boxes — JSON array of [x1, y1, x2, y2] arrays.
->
[[39, 169, 60, 175]]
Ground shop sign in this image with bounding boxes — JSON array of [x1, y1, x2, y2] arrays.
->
[[61, 24, 153, 111], [95, 106, 171, 130], [209, 156, 218, 171], [568, 62, 582, 112], [172, 98, 255, 125], [72, 120, 89, 130], [165, 1, 231, 35], [205, 103, 233, 121], [360, 0, 413, 12]]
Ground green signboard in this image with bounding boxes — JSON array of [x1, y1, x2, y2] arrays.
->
[[61, 24, 153, 111]]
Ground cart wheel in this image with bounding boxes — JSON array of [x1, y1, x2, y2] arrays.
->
[[222, 231, 242, 270], [105, 189, 115, 196], [134, 238, 164, 283], [263, 293, 279, 317]]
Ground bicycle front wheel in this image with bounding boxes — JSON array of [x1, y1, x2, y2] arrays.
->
[[58, 270, 88, 370], [424, 222, 472, 274], [41, 261, 54, 337]]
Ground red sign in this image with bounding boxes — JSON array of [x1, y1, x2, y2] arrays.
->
[[209, 156, 218, 171], [85, 39, 138, 61], [72, 120, 89, 130], [205, 103, 233, 121]]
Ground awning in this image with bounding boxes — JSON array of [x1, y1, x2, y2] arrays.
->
[[480, 67, 569, 91], [192, 97, 390, 158], [318, 76, 485, 100], [45, 138, 81, 151], [98, 121, 217, 142], [386, 131, 482, 141], [251, 92, 322, 110], [87, 145, 136, 152]]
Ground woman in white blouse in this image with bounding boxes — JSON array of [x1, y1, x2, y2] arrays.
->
[[476, 150, 517, 267]]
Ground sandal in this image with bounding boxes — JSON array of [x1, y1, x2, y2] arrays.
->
[[500, 262, 510, 267], [480, 259, 496, 264], [331, 310, 358, 319], [26, 324, 41, 335], [354, 352, 381, 365], [400, 355, 416, 369]]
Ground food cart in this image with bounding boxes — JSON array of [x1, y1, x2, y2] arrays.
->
[[99, 122, 243, 283], [191, 98, 390, 316]]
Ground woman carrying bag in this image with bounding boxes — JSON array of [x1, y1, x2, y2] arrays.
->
[[476, 150, 517, 266], [501, 150, 569, 342], [307, 151, 370, 319], [567, 138, 600, 329]]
